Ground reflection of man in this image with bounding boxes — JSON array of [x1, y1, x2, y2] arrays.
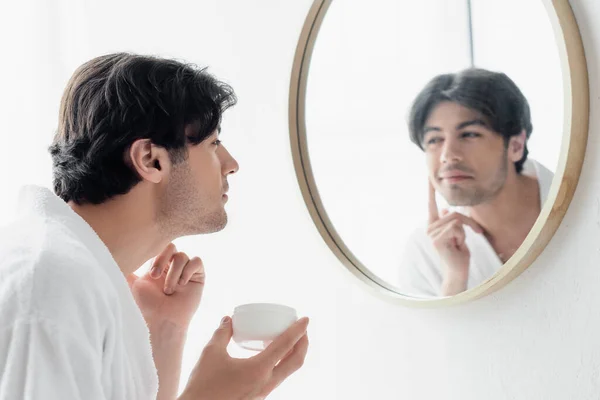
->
[[398, 68, 554, 298], [0, 53, 308, 399]]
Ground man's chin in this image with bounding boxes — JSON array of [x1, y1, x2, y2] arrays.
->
[[179, 213, 228, 237], [203, 215, 228, 234], [444, 191, 480, 207], [447, 196, 485, 207]]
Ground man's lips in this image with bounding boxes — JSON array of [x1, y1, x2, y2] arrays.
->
[[438, 167, 474, 180], [439, 172, 474, 183], [440, 174, 472, 179]]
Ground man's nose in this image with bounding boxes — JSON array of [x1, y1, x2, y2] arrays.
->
[[221, 146, 239, 175], [440, 138, 462, 164]]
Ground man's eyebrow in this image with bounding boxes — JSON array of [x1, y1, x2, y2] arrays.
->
[[456, 119, 488, 130], [423, 126, 441, 134]]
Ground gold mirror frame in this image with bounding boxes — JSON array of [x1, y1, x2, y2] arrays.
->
[[288, 0, 589, 307]]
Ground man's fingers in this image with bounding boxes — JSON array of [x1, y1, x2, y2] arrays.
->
[[428, 212, 483, 234], [179, 257, 205, 286], [455, 214, 483, 234], [428, 180, 440, 224], [253, 317, 309, 367], [150, 243, 178, 278], [428, 213, 455, 233], [261, 334, 309, 396], [432, 222, 466, 248], [206, 316, 233, 351], [164, 252, 189, 295], [272, 334, 309, 379]]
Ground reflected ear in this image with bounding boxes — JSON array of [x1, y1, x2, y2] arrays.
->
[[128, 139, 170, 184], [508, 130, 527, 162]]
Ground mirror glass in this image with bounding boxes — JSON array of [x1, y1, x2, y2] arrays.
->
[[305, 0, 563, 298]]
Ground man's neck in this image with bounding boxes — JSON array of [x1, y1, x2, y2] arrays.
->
[[469, 172, 541, 258], [69, 187, 172, 277]]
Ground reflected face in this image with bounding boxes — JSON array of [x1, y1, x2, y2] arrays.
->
[[422, 101, 511, 206], [158, 129, 239, 236]]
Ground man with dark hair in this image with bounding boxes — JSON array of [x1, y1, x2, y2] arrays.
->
[[0, 53, 309, 399], [398, 68, 554, 298]]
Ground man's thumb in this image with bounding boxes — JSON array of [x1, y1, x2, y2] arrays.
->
[[208, 316, 233, 348]]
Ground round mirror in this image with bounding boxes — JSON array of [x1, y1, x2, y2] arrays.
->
[[289, 0, 589, 306]]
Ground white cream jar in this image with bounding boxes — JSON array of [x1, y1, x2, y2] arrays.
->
[[232, 303, 298, 351]]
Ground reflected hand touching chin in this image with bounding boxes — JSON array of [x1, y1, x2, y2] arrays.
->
[[426, 183, 483, 296]]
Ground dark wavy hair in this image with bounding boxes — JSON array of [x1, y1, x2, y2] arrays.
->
[[49, 52, 237, 204], [408, 68, 532, 173]]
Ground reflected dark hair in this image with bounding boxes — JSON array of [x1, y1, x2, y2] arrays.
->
[[408, 68, 532, 173], [49, 52, 237, 205]]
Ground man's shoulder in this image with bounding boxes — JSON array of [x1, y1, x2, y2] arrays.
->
[[0, 214, 106, 278], [0, 216, 117, 330], [526, 158, 554, 186], [524, 158, 554, 204]]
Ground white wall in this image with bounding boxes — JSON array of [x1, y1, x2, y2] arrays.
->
[[0, 0, 599, 399]]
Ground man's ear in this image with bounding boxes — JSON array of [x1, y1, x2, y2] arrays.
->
[[508, 130, 527, 162], [128, 139, 170, 184]]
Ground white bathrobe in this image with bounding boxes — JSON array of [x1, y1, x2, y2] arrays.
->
[[0, 186, 158, 399], [397, 159, 554, 298]]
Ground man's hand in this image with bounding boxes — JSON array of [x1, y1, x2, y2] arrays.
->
[[180, 316, 309, 400], [127, 243, 205, 329], [127, 243, 206, 400], [427, 182, 483, 296]]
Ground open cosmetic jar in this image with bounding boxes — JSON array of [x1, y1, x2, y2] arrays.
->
[[232, 303, 298, 351]]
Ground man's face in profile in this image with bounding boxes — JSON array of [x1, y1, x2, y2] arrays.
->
[[422, 101, 510, 207], [157, 126, 239, 237]]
